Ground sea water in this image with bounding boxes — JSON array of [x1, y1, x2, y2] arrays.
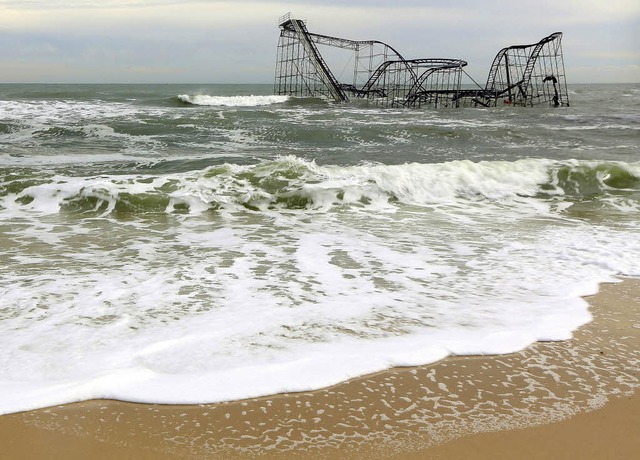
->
[[1, 83, 639, 415]]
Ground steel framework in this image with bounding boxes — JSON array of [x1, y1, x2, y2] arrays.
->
[[481, 32, 569, 107], [274, 13, 569, 108]]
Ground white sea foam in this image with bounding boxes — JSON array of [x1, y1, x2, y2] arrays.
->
[[178, 94, 290, 107], [1, 157, 639, 415], [0, 99, 146, 124]]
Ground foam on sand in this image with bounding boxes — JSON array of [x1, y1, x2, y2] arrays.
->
[[1, 279, 637, 459]]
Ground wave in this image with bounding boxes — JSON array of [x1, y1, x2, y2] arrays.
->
[[1, 161, 639, 416], [2, 157, 639, 217], [177, 94, 290, 107]]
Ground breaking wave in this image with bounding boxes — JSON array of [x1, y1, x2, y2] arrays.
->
[[2, 157, 639, 217], [177, 94, 290, 107]]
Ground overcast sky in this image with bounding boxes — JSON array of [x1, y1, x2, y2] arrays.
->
[[0, 0, 638, 84]]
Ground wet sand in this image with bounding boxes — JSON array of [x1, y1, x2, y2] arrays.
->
[[1, 279, 638, 459]]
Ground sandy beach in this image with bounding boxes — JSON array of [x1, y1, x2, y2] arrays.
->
[[1, 278, 638, 459]]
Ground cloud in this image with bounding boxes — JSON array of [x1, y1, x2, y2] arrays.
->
[[0, 1, 638, 83]]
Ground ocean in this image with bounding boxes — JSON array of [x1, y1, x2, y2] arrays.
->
[[1, 83, 639, 415]]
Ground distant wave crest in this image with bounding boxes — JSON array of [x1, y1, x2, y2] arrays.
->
[[178, 94, 290, 107]]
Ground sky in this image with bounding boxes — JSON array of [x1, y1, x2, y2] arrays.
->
[[0, 0, 638, 84]]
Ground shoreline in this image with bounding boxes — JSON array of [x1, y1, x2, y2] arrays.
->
[[1, 278, 638, 459]]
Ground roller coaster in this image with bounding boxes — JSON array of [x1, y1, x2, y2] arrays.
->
[[274, 13, 569, 108]]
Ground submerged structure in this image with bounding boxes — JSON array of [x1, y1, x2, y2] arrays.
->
[[274, 13, 569, 108]]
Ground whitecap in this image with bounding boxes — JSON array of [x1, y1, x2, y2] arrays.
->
[[178, 94, 290, 107]]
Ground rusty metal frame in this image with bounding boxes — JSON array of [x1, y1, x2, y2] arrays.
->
[[274, 13, 569, 108]]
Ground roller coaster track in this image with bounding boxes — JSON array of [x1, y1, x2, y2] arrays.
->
[[274, 13, 568, 108], [405, 59, 467, 100], [520, 32, 563, 96], [286, 18, 348, 102], [485, 32, 564, 102]]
